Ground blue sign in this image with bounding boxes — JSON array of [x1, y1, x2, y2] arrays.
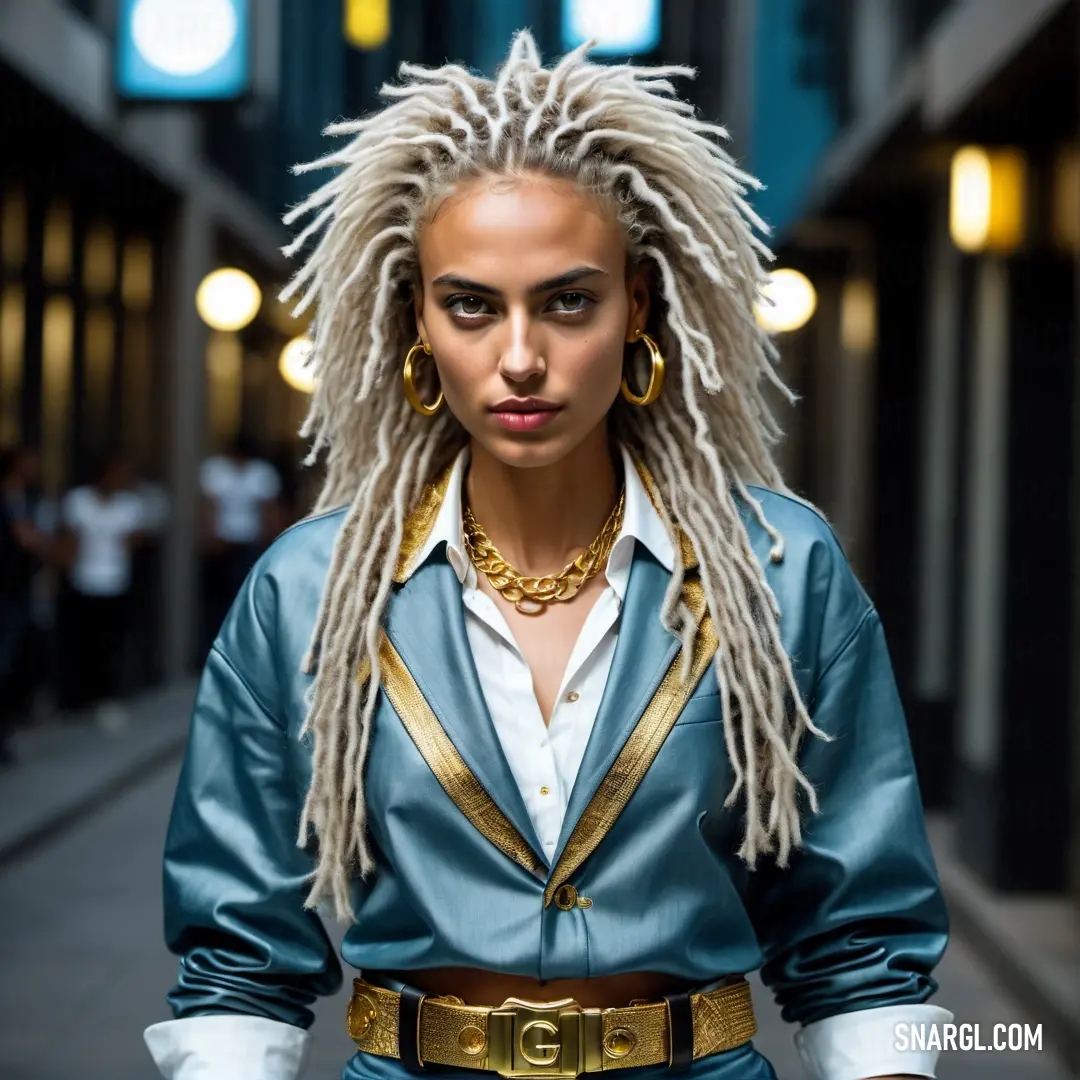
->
[[116, 0, 250, 100], [562, 0, 661, 56]]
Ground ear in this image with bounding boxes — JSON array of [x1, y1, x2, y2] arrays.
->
[[412, 281, 429, 345], [625, 263, 652, 337]]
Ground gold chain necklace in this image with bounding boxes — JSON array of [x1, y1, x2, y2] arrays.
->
[[462, 486, 625, 614]]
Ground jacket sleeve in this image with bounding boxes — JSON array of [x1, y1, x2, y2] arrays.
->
[[144, 564, 342, 1077], [746, 605, 951, 1079]]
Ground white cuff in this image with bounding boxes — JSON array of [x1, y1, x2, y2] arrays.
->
[[794, 1003, 955, 1080], [144, 1015, 313, 1080]]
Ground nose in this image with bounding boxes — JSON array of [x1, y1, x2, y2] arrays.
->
[[497, 311, 545, 385]]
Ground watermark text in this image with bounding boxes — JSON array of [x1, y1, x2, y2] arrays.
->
[[895, 1022, 1042, 1053]]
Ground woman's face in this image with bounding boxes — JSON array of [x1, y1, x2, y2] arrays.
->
[[414, 172, 650, 469]]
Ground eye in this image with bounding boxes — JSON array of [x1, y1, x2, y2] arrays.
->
[[549, 292, 594, 315], [445, 294, 491, 318]]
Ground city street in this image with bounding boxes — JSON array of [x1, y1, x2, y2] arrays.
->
[[0, 1, 1077, 1077], [0, 744, 1070, 1080]]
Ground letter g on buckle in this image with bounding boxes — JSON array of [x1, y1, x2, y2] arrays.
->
[[520, 1019, 561, 1066], [487, 998, 604, 1078]]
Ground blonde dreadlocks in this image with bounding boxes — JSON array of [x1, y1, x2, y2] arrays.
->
[[281, 31, 827, 922]]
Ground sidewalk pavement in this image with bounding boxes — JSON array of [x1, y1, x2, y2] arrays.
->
[[926, 814, 1080, 1076], [0, 680, 196, 869], [0, 684, 1076, 1073]]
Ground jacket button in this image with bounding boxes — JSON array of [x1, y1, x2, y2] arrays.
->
[[553, 884, 578, 910]]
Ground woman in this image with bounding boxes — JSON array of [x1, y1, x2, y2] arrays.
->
[[145, 34, 951, 1080]]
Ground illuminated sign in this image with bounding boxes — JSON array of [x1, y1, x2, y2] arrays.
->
[[562, 0, 661, 55], [116, 0, 250, 100]]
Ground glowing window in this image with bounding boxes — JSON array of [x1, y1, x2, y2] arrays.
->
[[43, 202, 72, 285], [84, 223, 117, 296], [2, 189, 27, 271], [123, 237, 155, 310], [42, 297, 74, 492], [0, 287, 25, 444]]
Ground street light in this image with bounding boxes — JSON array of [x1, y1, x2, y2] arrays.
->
[[196, 268, 261, 331], [279, 335, 316, 394], [949, 145, 1026, 254], [755, 269, 817, 334]]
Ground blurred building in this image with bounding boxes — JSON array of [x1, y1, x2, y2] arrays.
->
[[711, 0, 1079, 979], [0, 0, 581, 683], [709, 2, 1080, 1064], [0, 0, 341, 679]]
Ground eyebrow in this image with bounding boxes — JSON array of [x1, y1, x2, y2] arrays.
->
[[429, 266, 609, 295]]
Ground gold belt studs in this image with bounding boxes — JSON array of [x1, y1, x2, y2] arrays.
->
[[459, 1025, 488, 1057], [603, 1028, 636, 1059], [349, 992, 378, 1038]]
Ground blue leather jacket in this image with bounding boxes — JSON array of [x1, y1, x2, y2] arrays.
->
[[160, 477, 948, 1076]]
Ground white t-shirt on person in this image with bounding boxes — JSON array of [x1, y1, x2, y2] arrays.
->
[[61, 487, 144, 597], [199, 457, 281, 545]]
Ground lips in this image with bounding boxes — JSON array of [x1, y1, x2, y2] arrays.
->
[[489, 399, 563, 432], [489, 398, 561, 413]]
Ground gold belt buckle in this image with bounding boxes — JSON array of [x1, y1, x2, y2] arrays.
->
[[487, 997, 604, 1078]]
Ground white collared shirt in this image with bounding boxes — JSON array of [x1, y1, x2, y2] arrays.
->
[[145, 442, 951, 1079], [408, 443, 674, 858]]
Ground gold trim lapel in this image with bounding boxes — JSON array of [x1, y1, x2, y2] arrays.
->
[[543, 577, 717, 908], [393, 460, 456, 583], [631, 456, 698, 571], [378, 632, 546, 877]]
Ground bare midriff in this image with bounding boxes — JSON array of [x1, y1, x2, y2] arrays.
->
[[375, 968, 698, 1008]]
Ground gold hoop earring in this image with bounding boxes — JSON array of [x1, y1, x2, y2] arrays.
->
[[403, 339, 443, 416], [621, 329, 665, 407]]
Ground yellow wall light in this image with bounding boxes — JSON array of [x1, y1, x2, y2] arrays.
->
[[841, 278, 877, 354], [344, 0, 390, 50], [1051, 144, 1080, 253], [279, 335, 317, 394], [196, 268, 262, 331], [755, 269, 817, 334], [949, 145, 1027, 254]]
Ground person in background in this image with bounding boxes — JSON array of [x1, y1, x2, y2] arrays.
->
[[0, 445, 48, 764], [198, 433, 283, 656], [56, 451, 146, 731]]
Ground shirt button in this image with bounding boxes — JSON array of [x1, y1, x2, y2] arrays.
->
[[566, 691, 580, 703], [539, 786, 550, 796]]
